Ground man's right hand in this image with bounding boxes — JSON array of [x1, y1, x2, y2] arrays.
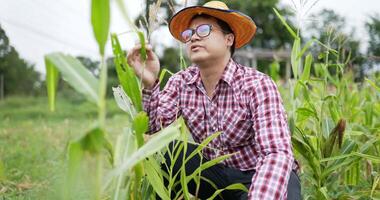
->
[[127, 43, 160, 90]]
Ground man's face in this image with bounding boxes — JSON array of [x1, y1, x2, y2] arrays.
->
[[184, 17, 234, 65]]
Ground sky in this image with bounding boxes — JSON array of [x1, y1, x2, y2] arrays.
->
[[0, 0, 379, 74]]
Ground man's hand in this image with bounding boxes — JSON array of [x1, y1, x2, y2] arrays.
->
[[127, 43, 160, 89]]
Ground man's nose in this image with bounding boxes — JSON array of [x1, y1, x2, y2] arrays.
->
[[190, 31, 201, 42]]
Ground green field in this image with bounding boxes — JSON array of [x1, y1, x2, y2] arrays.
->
[[0, 96, 128, 199]]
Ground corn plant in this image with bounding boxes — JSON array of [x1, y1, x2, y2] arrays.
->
[[43, 0, 248, 199], [274, 8, 380, 200]]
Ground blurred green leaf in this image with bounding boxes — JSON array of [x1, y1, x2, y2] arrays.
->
[[44, 57, 59, 111], [44, 53, 99, 104], [301, 53, 313, 82], [159, 68, 174, 83], [111, 121, 181, 177], [91, 0, 110, 55], [366, 78, 380, 93], [269, 61, 280, 81], [111, 33, 143, 111], [144, 157, 170, 200], [0, 159, 4, 181], [138, 31, 147, 61], [133, 111, 149, 147], [291, 39, 301, 80], [273, 8, 298, 39]]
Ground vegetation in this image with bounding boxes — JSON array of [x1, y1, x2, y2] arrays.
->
[[1, 0, 380, 199]]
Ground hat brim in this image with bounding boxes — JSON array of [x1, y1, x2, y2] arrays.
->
[[169, 6, 257, 49]]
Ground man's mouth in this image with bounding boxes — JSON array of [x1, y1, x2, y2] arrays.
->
[[191, 45, 204, 51]]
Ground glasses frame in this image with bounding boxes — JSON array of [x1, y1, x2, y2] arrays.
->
[[181, 24, 217, 43]]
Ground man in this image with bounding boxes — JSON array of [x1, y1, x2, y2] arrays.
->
[[127, 1, 301, 199]]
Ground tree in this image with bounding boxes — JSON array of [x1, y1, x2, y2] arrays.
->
[[307, 9, 363, 79], [0, 24, 41, 97], [365, 14, 380, 61], [197, 0, 295, 49]]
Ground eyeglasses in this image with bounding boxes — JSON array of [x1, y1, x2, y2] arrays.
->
[[181, 24, 217, 43]]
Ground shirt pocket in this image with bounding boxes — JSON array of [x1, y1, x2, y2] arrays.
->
[[221, 108, 253, 147], [181, 107, 205, 142]]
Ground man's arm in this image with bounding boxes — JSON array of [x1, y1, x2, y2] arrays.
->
[[142, 76, 181, 134], [248, 76, 294, 200]]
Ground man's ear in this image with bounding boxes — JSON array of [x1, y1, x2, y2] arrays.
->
[[226, 33, 234, 47]]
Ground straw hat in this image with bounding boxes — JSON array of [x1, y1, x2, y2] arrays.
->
[[169, 1, 257, 49]]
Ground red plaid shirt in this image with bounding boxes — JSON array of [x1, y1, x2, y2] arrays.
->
[[142, 59, 297, 199]]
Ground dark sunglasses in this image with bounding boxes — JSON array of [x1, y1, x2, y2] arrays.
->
[[181, 24, 219, 43]]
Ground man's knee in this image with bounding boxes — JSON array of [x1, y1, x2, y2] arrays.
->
[[287, 170, 301, 200]]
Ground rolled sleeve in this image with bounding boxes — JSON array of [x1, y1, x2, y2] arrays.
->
[[248, 76, 294, 200]]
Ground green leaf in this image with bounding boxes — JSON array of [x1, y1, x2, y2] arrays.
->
[[67, 141, 84, 190], [291, 39, 301, 80], [91, 0, 110, 55], [159, 68, 174, 83], [111, 121, 181, 177], [296, 107, 319, 121], [112, 86, 138, 120], [317, 187, 330, 200], [297, 39, 314, 60], [79, 127, 111, 155], [207, 183, 248, 200], [273, 8, 298, 39], [184, 132, 221, 164], [111, 34, 143, 112], [44, 53, 99, 104], [0, 159, 4, 181], [133, 111, 149, 147], [186, 154, 232, 183], [269, 61, 280, 81], [366, 78, 380, 93], [138, 31, 147, 61], [44, 57, 59, 111], [301, 53, 313, 82], [144, 157, 170, 200]]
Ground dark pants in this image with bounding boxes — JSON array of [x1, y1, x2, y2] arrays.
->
[[160, 141, 301, 200]]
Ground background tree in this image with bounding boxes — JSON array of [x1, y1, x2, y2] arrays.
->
[[307, 9, 363, 79], [0, 24, 41, 97], [197, 0, 295, 49], [366, 14, 380, 59], [365, 14, 380, 76]]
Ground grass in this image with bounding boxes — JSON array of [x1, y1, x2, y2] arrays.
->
[[0, 96, 129, 199]]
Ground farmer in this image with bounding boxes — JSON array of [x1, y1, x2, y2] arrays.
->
[[127, 1, 301, 199]]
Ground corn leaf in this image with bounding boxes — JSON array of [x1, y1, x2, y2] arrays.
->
[[186, 154, 232, 183], [44, 57, 59, 111], [273, 8, 298, 39], [133, 111, 149, 147], [291, 39, 301, 80], [111, 122, 181, 178], [366, 78, 380, 93], [301, 53, 313, 82], [159, 68, 174, 83], [138, 31, 147, 61], [144, 157, 170, 200], [91, 0, 110, 56], [207, 183, 248, 200], [112, 86, 137, 120], [111, 33, 143, 111], [44, 53, 99, 104]]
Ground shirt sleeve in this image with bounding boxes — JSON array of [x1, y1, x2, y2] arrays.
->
[[142, 76, 181, 134], [248, 76, 294, 200]]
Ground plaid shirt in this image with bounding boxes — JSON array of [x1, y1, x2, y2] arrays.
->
[[142, 59, 297, 199]]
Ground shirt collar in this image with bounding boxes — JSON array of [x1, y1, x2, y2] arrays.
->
[[186, 58, 238, 86], [220, 58, 237, 86]]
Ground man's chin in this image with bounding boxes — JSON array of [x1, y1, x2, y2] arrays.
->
[[190, 54, 208, 64]]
